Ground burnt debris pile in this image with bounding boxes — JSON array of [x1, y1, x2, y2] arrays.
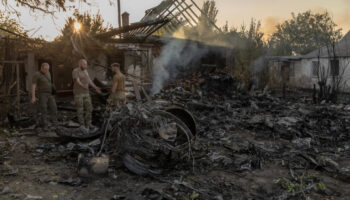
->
[[101, 100, 196, 176], [2, 69, 350, 199], [97, 69, 350, 199]]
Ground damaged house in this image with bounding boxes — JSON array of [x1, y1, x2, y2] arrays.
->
[[268, 31, 350, 92], [88, 0, 235, 96], [1, 0, 235, 100]]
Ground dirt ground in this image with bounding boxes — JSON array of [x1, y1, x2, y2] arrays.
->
[[1, 111, 350, 200], [1, 75, 350, 199]]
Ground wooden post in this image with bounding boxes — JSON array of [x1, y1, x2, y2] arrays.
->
[[141, 86, 151, 102], [132, 80, 141, 101], [16, 63, 20, 116]]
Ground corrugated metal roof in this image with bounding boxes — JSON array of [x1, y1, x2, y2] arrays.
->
[[303, 31, 350, 58]]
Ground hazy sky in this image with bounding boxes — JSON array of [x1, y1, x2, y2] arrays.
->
[[2, 0, 349, 40]]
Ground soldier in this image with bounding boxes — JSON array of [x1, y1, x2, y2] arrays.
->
[[72, 59, 101, 133], [109, 63, 126, 109], [31, 63, 57, 129]]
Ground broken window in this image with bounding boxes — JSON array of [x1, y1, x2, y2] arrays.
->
[[330, 59, 339, 76], [312, 61, 319, 77]]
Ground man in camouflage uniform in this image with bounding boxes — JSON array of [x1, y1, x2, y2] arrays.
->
[[109, 63, 126, 109], [31, 63, 57, 128], [72, 59, 101, 133]]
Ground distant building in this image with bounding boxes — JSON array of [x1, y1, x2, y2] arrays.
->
[[268, 31, 350, 92]]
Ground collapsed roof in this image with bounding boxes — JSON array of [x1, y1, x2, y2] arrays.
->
[[94, 0, 221, 43]]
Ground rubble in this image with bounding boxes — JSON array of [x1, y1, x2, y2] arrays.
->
[[1, 69, 350, 199], [100, 101, 196, 176]]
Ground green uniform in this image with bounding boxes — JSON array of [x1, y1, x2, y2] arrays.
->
[[32, 71, 57, 126], [72, 68, 93, 127]]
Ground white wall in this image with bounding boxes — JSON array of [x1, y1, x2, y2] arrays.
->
[[338, 58, 350, 92], [294, 57, 350, 92]]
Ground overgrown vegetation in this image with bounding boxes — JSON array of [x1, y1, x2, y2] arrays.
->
[[184, 191, 200, 200], [224, 20, 266, 89], [270, 11, 343, 56], [275, 173, 327, 198], [0, 11, 27, 60]]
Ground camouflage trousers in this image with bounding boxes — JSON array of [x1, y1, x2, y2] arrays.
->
[[38, 93, 57, 126], [74, 93, 93, 127], [109, 91, 126, 109]]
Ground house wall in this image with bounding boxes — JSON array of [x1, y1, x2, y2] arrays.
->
[[336, 58, 350, 92], [124, 49, 152, 98], [272, 57, 350, 92], [268, 60, 282, 87], [299, 58, 350, 92], [290, 61, 302, 86]]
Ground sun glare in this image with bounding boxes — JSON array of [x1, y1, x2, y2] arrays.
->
[[74, 22, 81, 32]]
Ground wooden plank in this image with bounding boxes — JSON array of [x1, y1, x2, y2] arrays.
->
[[141, 86, 152, 102], [173, 0, 195, 27], [132, 80, 141, 101], [189, 0, 222, 32], [175, 0, 197, 25], [144, 5, 192, 39]]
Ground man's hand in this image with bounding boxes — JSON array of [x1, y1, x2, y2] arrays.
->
[[95, 87, 102, 94], [31, 97, 36, 104]]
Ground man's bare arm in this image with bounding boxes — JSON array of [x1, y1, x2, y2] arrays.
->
[[86, 74, 101, 94], [88, 79, 99, 90]]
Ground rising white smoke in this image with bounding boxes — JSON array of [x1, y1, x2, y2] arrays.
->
[[250, 56, 269, 88], [151, 38, 209, 95]]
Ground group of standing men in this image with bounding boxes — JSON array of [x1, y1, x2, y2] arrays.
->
[[31, 59, 126, 133]]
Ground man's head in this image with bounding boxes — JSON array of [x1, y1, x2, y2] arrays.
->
[[111, 63, 121, 73], [40, 63, 50, 74], [79, 59, 88, 70]]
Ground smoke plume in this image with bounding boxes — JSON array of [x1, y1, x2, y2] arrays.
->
[[151, 37, 209, 95]]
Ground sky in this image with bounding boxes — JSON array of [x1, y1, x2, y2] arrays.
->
[[1, 0, 350, 41]]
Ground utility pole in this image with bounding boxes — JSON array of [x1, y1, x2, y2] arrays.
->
[[117, 0, 122, 38]]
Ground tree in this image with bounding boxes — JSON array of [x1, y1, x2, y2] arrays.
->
[[37, 11, 111, 67], [224, 19, 266, 88], [0, 11, 34, 93], [0, 11, 25, 36], [1, 0, 82, 13], [270, 10, 343, 56], [197, 0, 218, 33], [0, 11, 28, 60]]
